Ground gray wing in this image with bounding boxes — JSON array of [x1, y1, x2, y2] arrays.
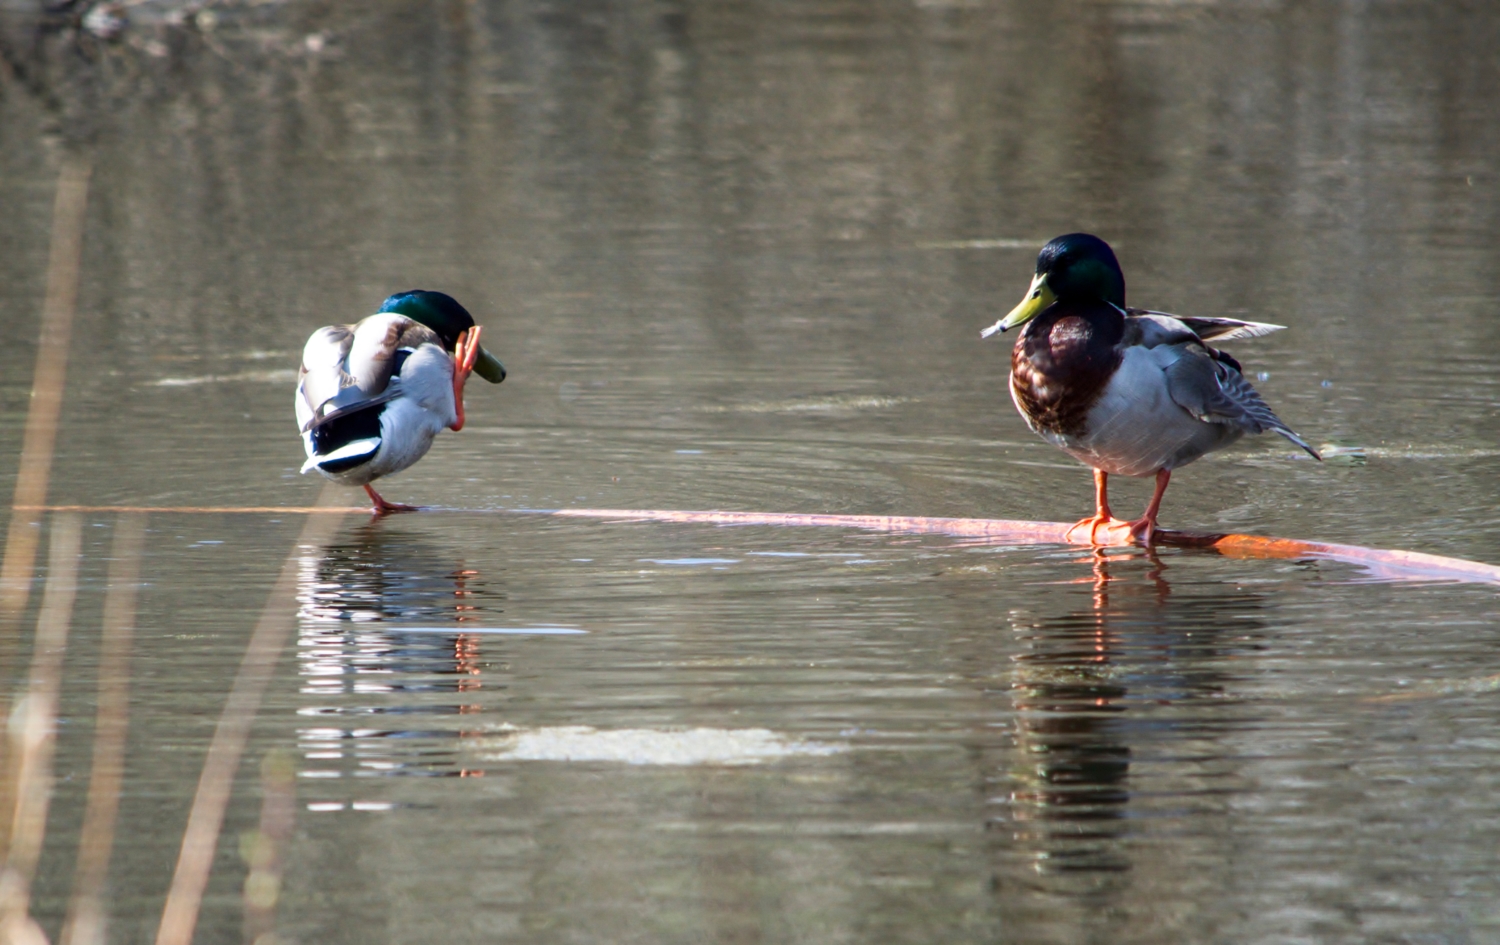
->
[[1126, 308, 1286, 342], [1164, 346, 1321, 459], [1123, 311, 1201, 348]]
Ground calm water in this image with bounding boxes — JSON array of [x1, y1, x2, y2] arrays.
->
[[3, 1, 1500, 942]]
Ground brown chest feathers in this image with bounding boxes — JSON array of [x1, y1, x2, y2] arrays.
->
[[1009, 303, 1124, 438]]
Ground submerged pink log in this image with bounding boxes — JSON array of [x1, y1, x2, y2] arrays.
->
[[548, 508, 1500, 585], [15, 504, 1500, 584], [549, 508, 1076, 541]]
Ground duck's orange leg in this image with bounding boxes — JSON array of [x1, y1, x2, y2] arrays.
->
[[449, 326, 481, 432], [1122, 468, 1172, 546], [1065, 469, 1134, 545], [365, 484, 419, 516]]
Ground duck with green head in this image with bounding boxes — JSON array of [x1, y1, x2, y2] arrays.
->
[[295, 290, 507, 514], [982, 233, 1319, 545]]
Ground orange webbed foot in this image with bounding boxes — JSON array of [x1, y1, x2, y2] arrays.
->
[[1064, 514, 1136, 546], [366, 484, 420, 516], [1065, 468, 1170, 547], [1124, 516, 1160, 547]]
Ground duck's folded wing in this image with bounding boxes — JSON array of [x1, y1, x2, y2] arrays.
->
[[297, 322, 402, 433], [297, 325, 354, 430], [1127, 308, 1286, 342], [1165, 346, 1320, 459], [304, 382, 401, 433], [346, 313, 438, 394], [297, 314, 442, 432]]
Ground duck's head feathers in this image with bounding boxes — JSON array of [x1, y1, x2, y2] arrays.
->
[[378, 290, 507, 383], [982, 233, 1126, 337], [1034, 234, 1125, 306]]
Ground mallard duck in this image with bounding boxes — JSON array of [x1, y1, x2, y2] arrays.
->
[[295, 290, 506, 514], [981, 233, 1318, 545]]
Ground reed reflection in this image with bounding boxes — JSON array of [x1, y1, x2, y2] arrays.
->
[[293, 525, 507, 782], [1000, 550, 1264, 885]]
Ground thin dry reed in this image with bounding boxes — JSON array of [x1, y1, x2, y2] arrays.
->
[[0, 154, 92, 889], [0, 157, 91, 656], [241, 752, 296, 945]]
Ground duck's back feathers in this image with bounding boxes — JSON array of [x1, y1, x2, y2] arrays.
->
[[344, 313, 440, 394], [296, 313, 456, 485], [1122, 310, 1320, 460], [296, 315, 442, 431]]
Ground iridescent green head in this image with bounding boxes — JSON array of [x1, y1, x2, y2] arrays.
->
[[982, 234, 1126, 337], [378, 290, 506, 383]]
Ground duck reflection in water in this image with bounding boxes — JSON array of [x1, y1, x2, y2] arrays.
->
[[999, 548, 1266, 888], [295, 524, 507, 779]]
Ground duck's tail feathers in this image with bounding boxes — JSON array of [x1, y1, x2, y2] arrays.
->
[[1272, 425, 1322, 462], [302, 437, 382, 475], [1196, 360, 1322, 461], [1222, 371, 1321, 460]]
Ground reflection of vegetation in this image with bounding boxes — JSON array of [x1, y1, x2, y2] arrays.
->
[[6, 0, 1498, 409], [0, 0, 323, 144]]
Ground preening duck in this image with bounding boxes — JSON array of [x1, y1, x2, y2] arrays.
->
[[295, 290, 506, 514], [981, 234, 1319, 545]]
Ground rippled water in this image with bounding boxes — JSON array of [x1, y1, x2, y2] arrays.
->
[[3, 1, 1500, 942]]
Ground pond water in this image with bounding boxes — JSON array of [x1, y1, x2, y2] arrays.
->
[[2, 1, 1500, 942]]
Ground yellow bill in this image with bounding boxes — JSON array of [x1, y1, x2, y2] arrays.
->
[[980, 272, 1057, 338]]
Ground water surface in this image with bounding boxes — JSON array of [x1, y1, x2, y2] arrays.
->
[[3, 1, 1500, 942]]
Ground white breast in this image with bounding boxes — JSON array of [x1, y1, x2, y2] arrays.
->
[[1050, 346, 1242, 477]]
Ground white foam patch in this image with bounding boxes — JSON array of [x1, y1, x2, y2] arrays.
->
[[640, 557, 740, 566], [694, 395, 910, 414], [915, 237, 1043, 250], [389, 626, 586, 636], [482, 726, 846, 766], [155, 368, 299, 386]]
